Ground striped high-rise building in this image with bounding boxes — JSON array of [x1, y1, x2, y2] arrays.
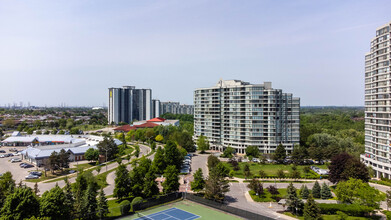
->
[[361, 21, 391, 178], [194, 79, 300, 154], [108, 86, 152, 124]]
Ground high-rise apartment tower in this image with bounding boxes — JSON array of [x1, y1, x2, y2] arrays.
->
[[194, 79, 300, 154], [108, 86, 152, 124], [361, 22, 391, 178]]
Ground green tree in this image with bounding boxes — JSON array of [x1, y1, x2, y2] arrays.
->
[[222, 147, 235, 158], [247, 178, 263, 196], [215, 163, 229, 178], [277, 169, 285, 180], [162, 165, 180, 194], [145, 128, 155, 142], [312, 181, 321, 199], [97, 136, 118, 161], [0, 171, 15, 207], [96, 189, 109, 220], [150, 142, 156, 151], [204, 166, 230, 202], [143, 170, 159, 198], [164, 141, 183, 170], [129, 159, 151, 197], [114, 164, 130, 200], [85, 148, 100, 162], [291, 145, 308, 165], [244, 163, 252, 179], [40, 185, 70, 220], [303, 166, 311, 178], [1, 187, 40, 220], [63, 177, 74, 219], [386, 190, 391, 211], [286, 183, 303, 215], [300, 185, 309, 199], [81, 184, 98, 220], [303, 194, 321, 220], [48, 151, 59, 173], [273, 144, 286, 164], [197, 135, 209, 153], [335, 178, 385, 208], [321, 182, 332, 199], [246, 146, 259, 158], [290, 169, 301, 180], [258, 169, 267, 178], [134, 144, 140, 158], [191, 168, 205, 193], [207, 155, 220, 170], [152, 147, 166, 174]]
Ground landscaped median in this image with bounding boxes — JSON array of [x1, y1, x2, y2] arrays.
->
[[223, 161, 328, 179]]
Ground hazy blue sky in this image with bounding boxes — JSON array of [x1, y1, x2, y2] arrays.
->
[[0, 0, 390, 107]]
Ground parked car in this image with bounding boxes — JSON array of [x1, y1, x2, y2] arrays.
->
[[25, 174, 39, 179], [0, 150, 6, 153], [29, 171, 42, 176], [69, 170, 77, 174], [9, 148, 18, 152], [11, 158, 21, 163], [21, 163, 34, 168], [0, 155, 5, 158], [252, 158, 260, 163]]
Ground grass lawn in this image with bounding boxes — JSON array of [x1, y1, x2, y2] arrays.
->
[[249, 188, 290, 202], [108, 199, 122, 217], [75, 162, 96, 170], [25, 169, 77, 183], [223, 162, 328, 179], [124, 147, 134, 155]]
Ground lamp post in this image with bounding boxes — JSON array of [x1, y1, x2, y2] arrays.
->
[[105, 148, 108, 172]]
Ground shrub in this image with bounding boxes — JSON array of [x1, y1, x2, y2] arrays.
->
[[267, 185, 279, 195], [318, 203, 374, 216], [336, 211, 348, 220], [131, 197, 143, 211], [120, 200, 131, 215]]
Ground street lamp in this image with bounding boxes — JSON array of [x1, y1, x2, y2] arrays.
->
[[105, 148, 108, 172]]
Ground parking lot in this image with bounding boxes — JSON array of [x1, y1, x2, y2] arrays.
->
[[0, 146, 39, 182]]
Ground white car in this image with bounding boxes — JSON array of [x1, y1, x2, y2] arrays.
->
[[11, 158, 21, 163], [25, 174, 39, 179]]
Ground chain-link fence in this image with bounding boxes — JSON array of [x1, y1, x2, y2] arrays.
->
[[184, 193, 275, 220], [132, 192, 183, 212]]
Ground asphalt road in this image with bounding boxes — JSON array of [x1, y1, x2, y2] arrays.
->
[[190, 153, 209, 176], [103, 144, 153, 196]]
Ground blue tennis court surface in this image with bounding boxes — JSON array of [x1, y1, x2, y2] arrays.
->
[[135, 207, 200, 220]]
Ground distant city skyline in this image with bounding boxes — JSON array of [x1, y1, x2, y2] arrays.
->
[[0, 1, 390, 107]]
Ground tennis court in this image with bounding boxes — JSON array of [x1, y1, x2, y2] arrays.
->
[[121, 200, 242, 220], [135, 207, 199, 220]]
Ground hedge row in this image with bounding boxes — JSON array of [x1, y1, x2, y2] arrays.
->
[[318, 203, 374, 216]]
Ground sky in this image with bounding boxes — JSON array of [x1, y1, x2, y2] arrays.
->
[[0, 0, 390, 107]]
